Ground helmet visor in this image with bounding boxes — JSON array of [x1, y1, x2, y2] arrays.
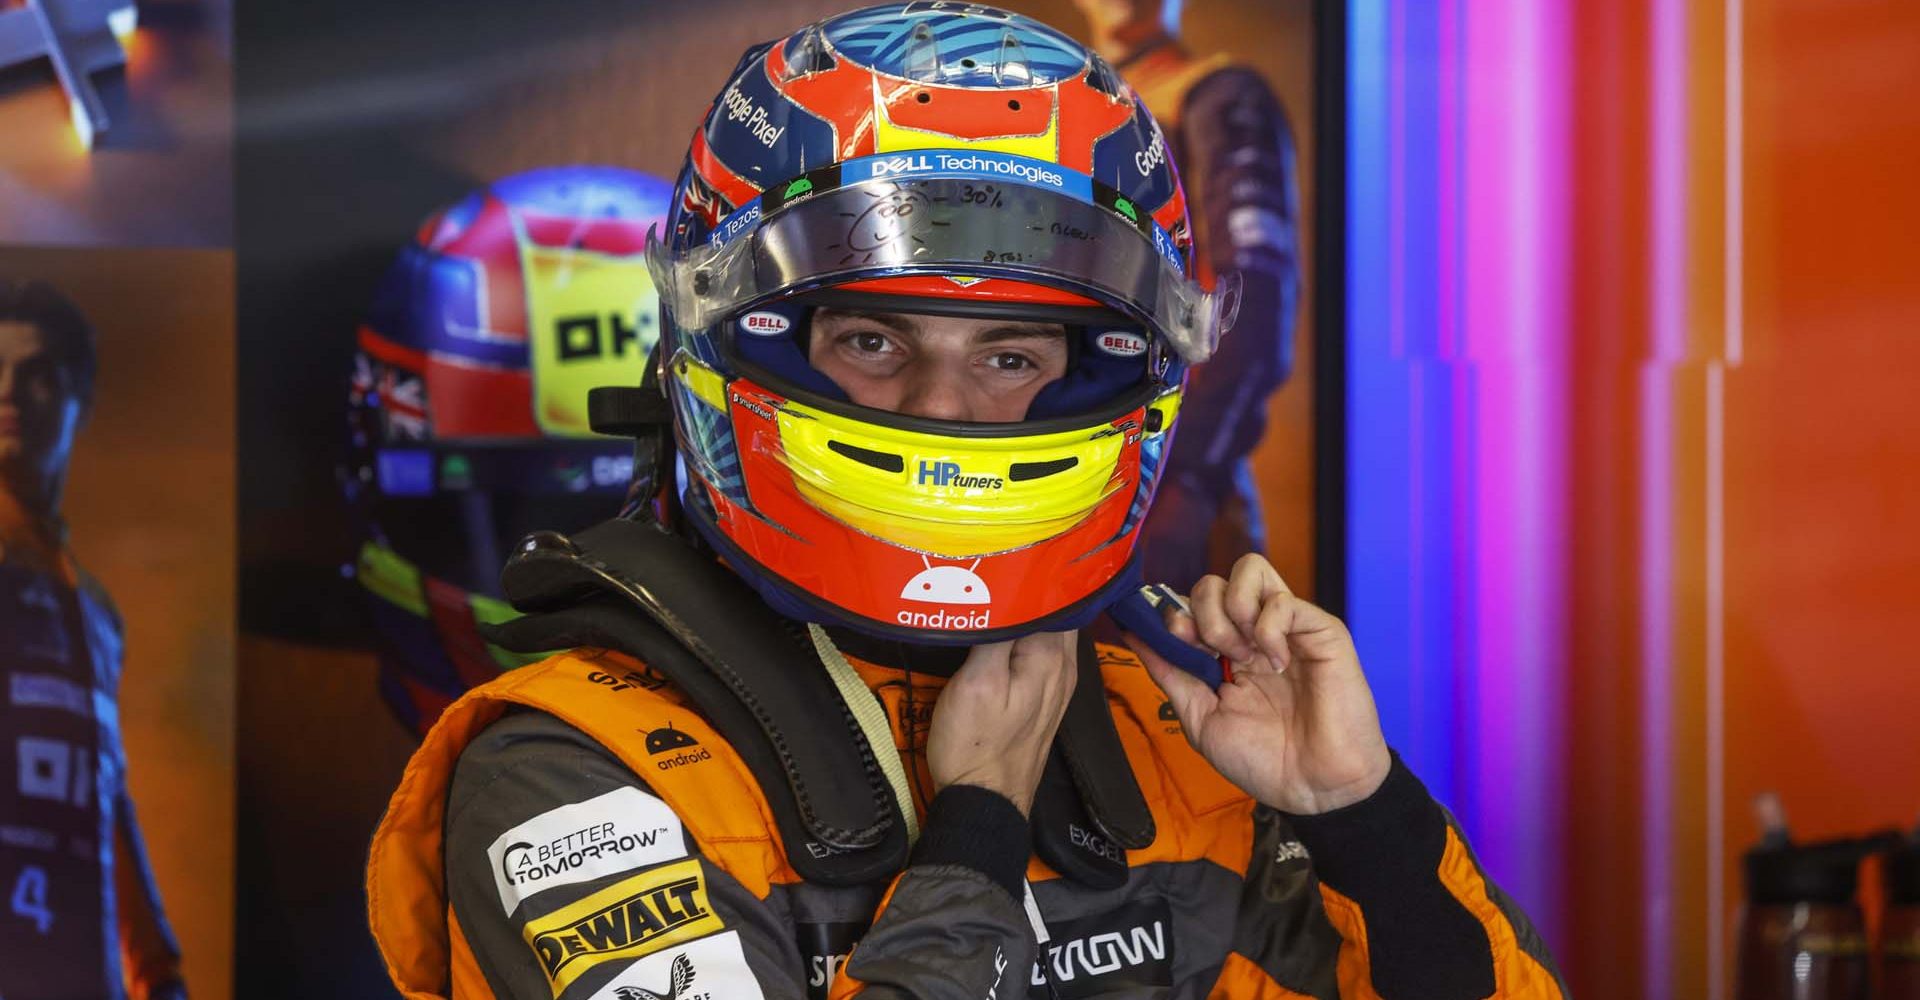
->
[[650, 155, 1240, 363]]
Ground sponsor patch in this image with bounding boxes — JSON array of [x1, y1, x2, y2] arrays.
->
[[525, 250, 659, 437], [1134, 127, 1168, 177], [586, 666, 669, 694], [489, 788, 687, 915], [645, 725, 713, 771], [895, 606, 992, 630], [914, 460, 1003, 490], [524, 858, 723, 996], [0, 824, 58, 852], [1094, 330, 1148, 358], [9, 673, 92, 719], [737, 311, 792, 337], [797, 921, 867, 1000], [900, 559, 990, 606], [1028, 898, 1173, 997], [1068, 823, 1124, 864], [848, 150, 1072, 193], [588, 929, 765, 1000]]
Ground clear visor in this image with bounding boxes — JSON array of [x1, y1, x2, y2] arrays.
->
[[649, 174, 1240, 364]]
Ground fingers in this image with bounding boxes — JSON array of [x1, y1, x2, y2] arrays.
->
[[1189, 574, 1254, 661], [958, 638, 1015, 673], [1224, 552, 1285, 628], [1267, 593, 1355, 665], [1164, 600, 1204, 647], [1120, 631, 1217, 738], [1006, 630, 1075, 679], [934, 633, 1077, 817], [1253, 596, 1294, 672], [1164, 554, 1360, 676], [1004, 630, 1079, 720]]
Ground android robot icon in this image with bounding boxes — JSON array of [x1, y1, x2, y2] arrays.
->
[[900, 556, 991, 605], [644, 723, 701, 755]]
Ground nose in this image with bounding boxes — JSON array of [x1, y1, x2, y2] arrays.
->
[[895, 363, 973, 422]]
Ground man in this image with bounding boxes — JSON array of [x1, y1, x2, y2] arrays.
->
[[368, 6, 1564, 998], [1, 279, 186, 1000], [1076, 0, 1304, 592]]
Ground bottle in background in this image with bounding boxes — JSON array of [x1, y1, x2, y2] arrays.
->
[[1883, 816, 1920, 1000], [1733, 793, 1874, 1000]]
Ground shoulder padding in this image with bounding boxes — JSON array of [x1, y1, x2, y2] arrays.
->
[[487, 518, 910, 886]]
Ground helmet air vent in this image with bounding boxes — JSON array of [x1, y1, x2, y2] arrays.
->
[[995, 30, 1031, 85], [783, 25, 836, 80], [828, 439, 906, 474], [904, 22, 941, 83], [1008, 456, 1079, 482]]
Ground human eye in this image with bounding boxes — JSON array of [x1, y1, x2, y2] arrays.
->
[[985, 351, 1036, 373], [16, 357, 61, 391], [835, 328, 903, 363]]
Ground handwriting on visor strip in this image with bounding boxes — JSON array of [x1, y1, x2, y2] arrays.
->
[[700, 150, 1185, 273]]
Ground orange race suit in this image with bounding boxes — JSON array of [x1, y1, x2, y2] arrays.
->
[[367, 625, 1565, 1000]]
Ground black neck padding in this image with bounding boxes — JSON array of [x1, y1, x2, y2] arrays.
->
[[485, 515, 1156, 887]]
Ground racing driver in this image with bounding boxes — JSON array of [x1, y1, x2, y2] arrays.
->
[[368, 5, 1565, 999], [2, 279, 187, 1000]]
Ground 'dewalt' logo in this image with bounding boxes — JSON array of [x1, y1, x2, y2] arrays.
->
[[645, 723, 712, 772], [521, 858, 722, 996]]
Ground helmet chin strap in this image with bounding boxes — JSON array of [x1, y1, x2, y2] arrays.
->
[[1101, 567, 1230, 689], [806, 623, 920, 845]]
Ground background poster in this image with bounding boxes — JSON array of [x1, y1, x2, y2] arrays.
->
[[0, 0, 232, 247], [233, 0, 1316, 994], [0, 245, 234, 1000]]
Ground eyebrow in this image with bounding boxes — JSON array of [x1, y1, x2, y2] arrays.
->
[[976, 325, 1066, 345], [819, 309, 1065, 344]]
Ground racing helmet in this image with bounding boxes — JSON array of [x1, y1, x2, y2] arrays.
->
[[649, 3, 1238, 645], [345, 166, 674, 732]]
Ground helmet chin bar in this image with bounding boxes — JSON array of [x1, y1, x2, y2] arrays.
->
[[659, 346, 1179, 644], [679, 482, 1154, 647]]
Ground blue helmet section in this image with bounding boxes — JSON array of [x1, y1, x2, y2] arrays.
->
[[821, 3, 1089, 85]]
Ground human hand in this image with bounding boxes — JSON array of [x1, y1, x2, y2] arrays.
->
[[927, 630, 1078, 817], [1123, 554, 1391, 815]]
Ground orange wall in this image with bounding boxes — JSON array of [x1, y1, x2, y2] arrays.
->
[[1562, 1, 1920, 992], [1726, 0, 1920, 953]]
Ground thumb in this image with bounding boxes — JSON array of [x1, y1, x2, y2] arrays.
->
[[1120, 631, 1217, 733]]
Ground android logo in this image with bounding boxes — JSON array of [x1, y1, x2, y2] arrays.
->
[[899, 557, 991, 605], [644, 723, 701, 755]]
